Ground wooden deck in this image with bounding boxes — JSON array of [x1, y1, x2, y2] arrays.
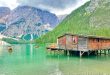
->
[[46, 46, 110, 57], [46, 47, 63, 50]]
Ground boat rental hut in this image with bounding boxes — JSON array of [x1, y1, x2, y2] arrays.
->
[[57, 33, 110, 57]]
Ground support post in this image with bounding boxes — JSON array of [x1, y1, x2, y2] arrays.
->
[[87, 51, 90, 56], [94, 51, 96, 55], [79, 51, 85, 57], [97, 51, 98, 55], [64, 50, 67, 55], [80, 51, 82, 57], [104, 50, 106, 55], [108, 50, 110, 54], [67, 50, 70, 56], [87, 50, 92, 56], [100, 50, 101, 55]]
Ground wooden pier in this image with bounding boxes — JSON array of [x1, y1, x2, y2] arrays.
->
[[46, 33, 110, 57], [47, 47, 110, 57]]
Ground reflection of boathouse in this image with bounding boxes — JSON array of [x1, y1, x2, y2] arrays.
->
[[47, 33, 110, 57]]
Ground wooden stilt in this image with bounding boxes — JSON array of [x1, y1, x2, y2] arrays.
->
[[69, 51, 72, 56], [100, 50, 101, 55], [87, 51, 92, 56], [80, 51, 82, 57], [106, 50, 107, 54], [87, 51, 90, 56], [64, 50, 68, 55], [79, 51, 85, 57], [97, 51, 98, 55], [104, 50, 106, 55], [64, 50, 66, 55], [67, 50, 70, 56], [97, 50, 98, 55], [107, 50, 109, 55], [108, 50, 110, 54], [95, 51, 97, 55]]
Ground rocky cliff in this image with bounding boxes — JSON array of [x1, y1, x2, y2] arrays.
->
[[0, 6, 59, 40]]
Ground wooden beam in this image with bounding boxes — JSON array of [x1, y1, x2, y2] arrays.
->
[[67, 50, 70, 56], [104, 50, 106, 55], [108, 50, 110, 54], [80, 51, 85, 57], [87, 51, 91, 56], [100, 50, 102, 55]]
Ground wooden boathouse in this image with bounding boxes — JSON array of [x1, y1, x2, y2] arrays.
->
[[47, 33, 110, 57]]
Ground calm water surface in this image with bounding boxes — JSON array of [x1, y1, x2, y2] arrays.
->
[[0, 44, 110, 75]]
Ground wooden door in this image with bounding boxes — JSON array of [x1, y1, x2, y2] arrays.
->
[[78, 37, 88, 51]]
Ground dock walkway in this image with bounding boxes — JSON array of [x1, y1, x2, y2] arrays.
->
[[46, 45, 110, 57]]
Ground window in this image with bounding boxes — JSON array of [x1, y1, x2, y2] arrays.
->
[[72, 36, 78, 44]]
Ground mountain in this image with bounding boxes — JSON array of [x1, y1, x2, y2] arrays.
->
[[0, 23, 6, 32], [1, 6, 59, 40], [0, 7, 10, 19], [57, 15, 67, 22], [0, 7, 10, 32], [36, 0, 110, 43]]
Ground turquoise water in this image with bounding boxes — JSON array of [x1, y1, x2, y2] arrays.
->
[[0, 44, 110, 75]]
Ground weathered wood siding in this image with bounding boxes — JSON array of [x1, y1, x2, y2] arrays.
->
[[102, 39, 106, 49], [78, 37, 88, 51], [58, 34, 110, 51], [66, 35, 78, 50], [88, 38, 110, 50], [88, 38, 99, 50], [58, 36, 66, 49], [101, 39, 110, 49]]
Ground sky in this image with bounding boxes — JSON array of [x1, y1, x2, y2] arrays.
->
[[0, 0, 90, 15]]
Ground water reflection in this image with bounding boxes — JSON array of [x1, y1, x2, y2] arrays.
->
[[7, 46, 13, 54], [0, 44, 110, 75], [0, 46, 3, 56], [0, 40, 9, 45], [8, 49, 13, 54], [30, 44, 33, 57]]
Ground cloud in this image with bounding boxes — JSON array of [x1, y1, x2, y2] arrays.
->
[[17, 0, 90, 15], [0, 0, 90, 15], [51, 0, 90, 15], [18, 0, 77, 9], [0, 0, 19, 9]]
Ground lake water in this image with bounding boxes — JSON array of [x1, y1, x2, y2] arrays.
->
[[0, 44, 110, 75]]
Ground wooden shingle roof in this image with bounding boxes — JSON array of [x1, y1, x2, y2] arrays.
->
[[58, 33, 110, 40]]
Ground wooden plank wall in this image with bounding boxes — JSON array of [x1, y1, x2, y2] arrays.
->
[[88, 38, 110, 50], [58, 35, 78, 50], [66, 35, 78, 50], [88, 38, 99, 50], [99, 39, 110, 50], [78, 37, 88, 51], [66, 35, 73, 50], [58, 35, 110, 51], [58, 36, 66, 49]]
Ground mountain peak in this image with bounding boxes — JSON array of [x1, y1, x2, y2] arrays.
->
[[1, 6, 59, 40]]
